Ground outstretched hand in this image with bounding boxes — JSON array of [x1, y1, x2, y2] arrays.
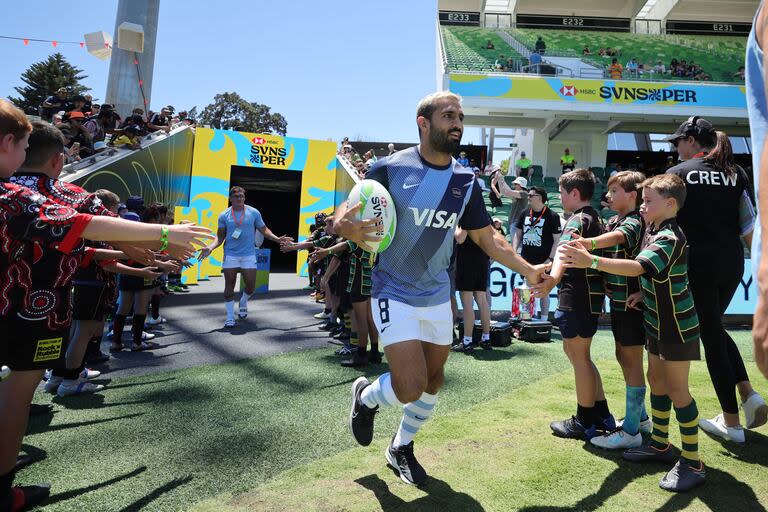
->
[[559, 242, 593, 269], [334, 202, 382, 247]]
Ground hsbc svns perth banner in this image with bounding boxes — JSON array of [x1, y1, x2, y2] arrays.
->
[[449, 73, 746, 109]]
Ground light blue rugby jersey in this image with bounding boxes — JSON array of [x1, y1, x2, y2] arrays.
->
[[366, 146, 490, 307]]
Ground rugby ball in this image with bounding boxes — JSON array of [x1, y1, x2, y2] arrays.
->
[[346, 179, 396, 253]]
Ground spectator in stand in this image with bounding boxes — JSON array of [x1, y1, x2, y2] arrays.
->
[[83, 109, 115, 144], [506, 56, 516, 72], [488, 165, 505, 209], [535, 35, 546, 54], [500, 177, 530, 234], [68, 95, 88, 115], [609, 58, 623, 79], [387, 143, 396, 156], [654, 60, 667, 75], [606, 47, 616, 57], [60, 111, 93, 156], [41, 87, 68, 122], [484, 159, 495, 176], [83, 94, 93, 112], [113, 125, 142, 150], [469, 159, 480, 174], [515, 151, 532, 179], [89, 104, 100, 118], [626, 58, 639, 76], [529, 51, 542, 73], [494, 54, 506, 70], [457, 151, 470, 167], [598, 47, 606, 57], [148, 107, 172, 133], [735, 66, 746, 80], [485, 39, 495, 50], [560, 148, 576, 173], [583, 46, 591, 55], [512, 186, 561, 319]]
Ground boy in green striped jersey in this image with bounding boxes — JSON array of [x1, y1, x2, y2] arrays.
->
[[561, 174, 705, 492], [569, 171, 650, 450]]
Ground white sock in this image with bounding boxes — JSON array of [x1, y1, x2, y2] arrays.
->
[[225, 300, 235, 320], [360, 372, 403, 409], [481, 332, 490, 342], [463, 335, 472, 346], [240, 291, 252, 307], [393, 392, 438, 448]]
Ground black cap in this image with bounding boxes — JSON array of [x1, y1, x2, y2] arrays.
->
[[663, 116, 715, 142]]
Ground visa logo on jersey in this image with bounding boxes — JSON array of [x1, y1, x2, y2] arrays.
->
[[410, 208, 458, 229]]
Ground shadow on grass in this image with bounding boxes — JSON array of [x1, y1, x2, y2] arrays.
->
[[105, 377, 177, 390], [519, 443, 766, 512], [355, 474, 484, 511], [700, 428, 768, 468], [26, 412, 146, 436], [45, 466, 147, 507], [117, 475, 193, 512]]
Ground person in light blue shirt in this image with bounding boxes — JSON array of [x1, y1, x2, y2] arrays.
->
[[199, 186, 292, 327], [334, 91, 548, 486]]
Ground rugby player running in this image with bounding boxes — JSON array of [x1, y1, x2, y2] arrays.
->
[[334, 91, 549, 485]]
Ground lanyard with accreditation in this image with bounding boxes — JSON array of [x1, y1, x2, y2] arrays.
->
[[231, 208, 246, 240]]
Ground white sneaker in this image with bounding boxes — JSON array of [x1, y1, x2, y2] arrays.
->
[[141, 331, 155, 341], [145, 316, 166, 327], [616, 417, 652, 434], [57, 379, 104, 397], [238, 301, 248, 319], [81, 368, 101, 380], [699, 414, 745, 443], [43, 369, 52, 381], [0, 366, 10, 381], [224, 318, 236, 328], [741, 392, 768, 429], [590, 429, 642, 450], [44, 376, 63, 394], [314, 311, 329, 320]]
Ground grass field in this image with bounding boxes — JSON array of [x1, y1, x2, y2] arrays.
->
[[18, 330, 768, 512]]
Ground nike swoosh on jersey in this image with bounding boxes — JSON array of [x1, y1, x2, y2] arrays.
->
[[403, 182, 421, 189], [381, 325, 390, 332]]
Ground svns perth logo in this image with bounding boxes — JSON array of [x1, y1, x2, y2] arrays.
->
[[250, 137, 288, 166], [559, 85, 578, 97]]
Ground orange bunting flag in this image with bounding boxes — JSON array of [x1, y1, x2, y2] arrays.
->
[[80, 42, 84, 48], [23, 39, 29, 45], [51, 41, 57, 47]]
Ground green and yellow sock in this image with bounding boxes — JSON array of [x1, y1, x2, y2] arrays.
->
[[675, 399, 700, 465], [650, 393, 672, 449]]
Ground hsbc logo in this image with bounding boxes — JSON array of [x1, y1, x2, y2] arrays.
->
[[559, 85, 578, 97], [251, 136, 266, 145]]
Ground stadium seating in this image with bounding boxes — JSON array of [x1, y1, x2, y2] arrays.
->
[[509, 28, 744, 83], [441, 26, 524, 72]]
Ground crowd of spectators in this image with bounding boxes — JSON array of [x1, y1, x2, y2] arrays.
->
[[337, 137, 396, 179], [39, 87, 195, 164]]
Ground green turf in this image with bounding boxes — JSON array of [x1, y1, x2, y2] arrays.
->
[[19, 330, 766, 511]]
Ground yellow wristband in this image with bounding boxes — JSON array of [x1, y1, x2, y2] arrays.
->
[[590, 256, 599, 270], [591, 239, 597, 252]]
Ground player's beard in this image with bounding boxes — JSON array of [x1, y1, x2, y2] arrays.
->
[[429, 126, 462, 155]]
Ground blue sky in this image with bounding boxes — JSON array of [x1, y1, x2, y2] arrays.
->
[[1, 0, 481, 144]]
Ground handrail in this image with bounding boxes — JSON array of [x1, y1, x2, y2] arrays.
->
[[436, 20, 449, 73], [336, 154, 362, 184]]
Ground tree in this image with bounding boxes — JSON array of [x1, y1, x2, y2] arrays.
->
[[185, 106, 198, 122], [199, 92, 287, 135], [8, 53, 90, 115]]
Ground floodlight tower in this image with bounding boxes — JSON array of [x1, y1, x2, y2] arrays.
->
[[104, 0, 160, 118]]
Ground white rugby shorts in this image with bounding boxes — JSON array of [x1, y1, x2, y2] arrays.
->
[[371, 297, 453, 348], [222, 254, 257, 270]]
